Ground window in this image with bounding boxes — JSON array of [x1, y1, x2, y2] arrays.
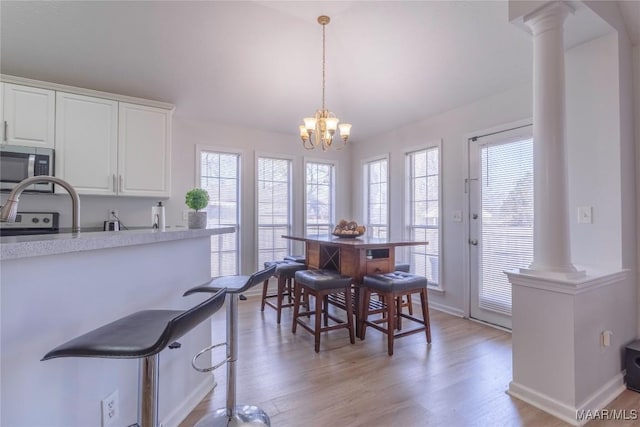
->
[[199, 149, 240, 277], [305, 161, 335, 235], [479, 137, 533, 315], [405, 146, 440, 286], [364, 157, 388, 238], [257, 156, 292, 268]]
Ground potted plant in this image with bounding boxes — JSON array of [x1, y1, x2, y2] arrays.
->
[[185, 188, 209, 229]]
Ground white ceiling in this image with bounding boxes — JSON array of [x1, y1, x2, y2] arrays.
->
[[0, 1, 635, 142]]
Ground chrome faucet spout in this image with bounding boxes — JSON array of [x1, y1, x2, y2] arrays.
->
[[0, 176, 80, 232]]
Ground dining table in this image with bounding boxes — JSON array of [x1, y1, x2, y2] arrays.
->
[[282, 233, 428, 336]]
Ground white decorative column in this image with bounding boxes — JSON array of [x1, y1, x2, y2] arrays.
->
[[505, 1, 629, 425], [524, 0, 582, 277]]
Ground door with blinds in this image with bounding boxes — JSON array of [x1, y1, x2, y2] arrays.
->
[[468, 125, 533, 329]]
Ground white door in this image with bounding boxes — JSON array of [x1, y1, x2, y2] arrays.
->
[[2, 83, 55, 148], [55, 92, 118, 195], [468, 125, 533, 329]]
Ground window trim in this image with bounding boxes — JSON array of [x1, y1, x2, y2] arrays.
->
[[196, 144, 243, 276], [362, 153, 390, 239], [403, 140, 443, 292], [254, 151, 294, 269], [303, 157, 337, 235]]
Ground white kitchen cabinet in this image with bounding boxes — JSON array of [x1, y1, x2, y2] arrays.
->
[[118, 102, 171, 197], [55, 92, 119, 195], [2, 83, 55, 148]]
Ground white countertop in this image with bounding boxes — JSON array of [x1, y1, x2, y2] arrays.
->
[[0, 226, 236, 260]]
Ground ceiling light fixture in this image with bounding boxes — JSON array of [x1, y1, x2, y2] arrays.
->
[[299, 15, 351, 151]]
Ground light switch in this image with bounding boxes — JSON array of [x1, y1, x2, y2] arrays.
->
[[578, 206, 593, 224], [452, 210, 462, 222]]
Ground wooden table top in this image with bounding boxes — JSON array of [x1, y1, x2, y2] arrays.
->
[[282, 234, 427, 248]]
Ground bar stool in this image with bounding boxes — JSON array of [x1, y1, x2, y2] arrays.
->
[[41, 288, 227, 427], [261, 260, 306, 324], [184, 265, 276, 427], [360, 271, 431, 356], [292, 269, 355, 353]]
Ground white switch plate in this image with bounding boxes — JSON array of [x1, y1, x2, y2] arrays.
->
[[452, 210, 463, 222], [578, 206, 592, 224]]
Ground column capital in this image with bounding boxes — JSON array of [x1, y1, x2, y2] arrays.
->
[[524, 1, 573, 36]]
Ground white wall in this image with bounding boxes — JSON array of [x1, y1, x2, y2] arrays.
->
[[350, 84, 533, 315], [566, 33, 622, 269]]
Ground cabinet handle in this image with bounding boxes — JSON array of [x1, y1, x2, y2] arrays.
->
[[112, 174, 116, 191], [119, 175, 123, 192], [3, 121, 7, 142]]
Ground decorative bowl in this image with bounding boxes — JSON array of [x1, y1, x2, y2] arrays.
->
[[332, 232, 364, 239]]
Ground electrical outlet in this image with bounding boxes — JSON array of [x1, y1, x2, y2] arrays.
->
[[101, 390, 119, 427], [578, 206, 592, 224], [106, 209, 119, 220], [182, 210, 189, 221]]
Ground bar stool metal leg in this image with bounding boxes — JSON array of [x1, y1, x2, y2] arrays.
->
[[195, 292, 270, 427], [138, 354, 160, 427]]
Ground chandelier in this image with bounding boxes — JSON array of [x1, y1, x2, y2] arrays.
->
[[299, 15, 351, 151]]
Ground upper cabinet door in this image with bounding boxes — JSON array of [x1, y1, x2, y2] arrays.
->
[[55, 92, 119, 195], [2, 83, 55, 148], [118, 102, 172, 197]]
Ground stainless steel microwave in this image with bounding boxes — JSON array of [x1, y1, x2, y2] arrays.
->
[[0, 145, 55, 193]]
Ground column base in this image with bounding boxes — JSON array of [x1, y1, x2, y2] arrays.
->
[[194, 405, 270, 427], [505, 267, 629, 424]]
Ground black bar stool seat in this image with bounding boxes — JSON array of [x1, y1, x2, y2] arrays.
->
[[361, 271, 431, 356], [292, 269, 355, 353], [261, 260, 306, 323], [43, 310, 189, 360], [42, 288, 227, 427]]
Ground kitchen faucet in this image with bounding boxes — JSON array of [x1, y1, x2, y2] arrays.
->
[[0, 176, 80, 232]]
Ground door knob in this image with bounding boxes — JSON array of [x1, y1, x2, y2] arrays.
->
[[469, 239, 478, 246]]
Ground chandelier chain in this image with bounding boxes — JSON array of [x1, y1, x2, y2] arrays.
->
[[322, 20, 326, 111]]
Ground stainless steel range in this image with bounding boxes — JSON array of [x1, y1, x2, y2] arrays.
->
[[0, 212, 59, 236]]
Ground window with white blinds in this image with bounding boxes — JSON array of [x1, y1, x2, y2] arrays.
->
[[257, 157, 292, 268], [479, 138, 533, 315], [305, 161, 335, 235], [364, 158, 388, 238], [406, 147, 440, 286], [200, 150, 240, 277]]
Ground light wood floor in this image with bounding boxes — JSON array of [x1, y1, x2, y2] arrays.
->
[[179, 296, 639, 427]]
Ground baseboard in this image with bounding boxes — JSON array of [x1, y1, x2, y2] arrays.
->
[[424, 299, 465, 318], [576, 372, 627, 422], [508, 372, 626, 426], [161, 375, 216, 427], [508, 381, 583, 425]]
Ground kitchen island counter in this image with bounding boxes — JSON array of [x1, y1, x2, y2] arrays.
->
[[0, 226, 235, 260], [1, 225, 235, 427]]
